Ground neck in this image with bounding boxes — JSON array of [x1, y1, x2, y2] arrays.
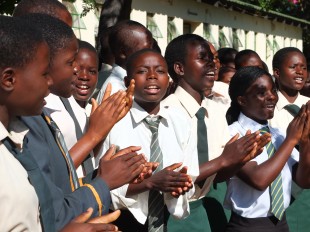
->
[[279, 86, 298, 103], [76, 99, 87, 109], [179, 80, 204, 105], [0, 105, 10, 129], [136, 101, 160, 115]]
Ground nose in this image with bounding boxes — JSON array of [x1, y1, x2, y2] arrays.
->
[[296, 66, 304, 76], [78, 68, 90, 81], [147, 70, 157, 79]]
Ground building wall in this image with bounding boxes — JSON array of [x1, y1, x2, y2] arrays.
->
[[130, 0, 303, 70]]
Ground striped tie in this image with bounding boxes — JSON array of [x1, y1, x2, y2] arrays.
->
[[260, 126, 285, 220], [144, 117, 165, 232], [43, 113, 80, 191], [284, 104, 300, 117]]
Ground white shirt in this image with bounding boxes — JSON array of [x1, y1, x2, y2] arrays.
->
[[96, 64, 127, 103], [224, 113, 299, 218], [97, 101, 199, 224], [0, 120, 42, 232], [162, 86, 230, 199], [44, 94, 89, 177], [269, 91, 310, 131]]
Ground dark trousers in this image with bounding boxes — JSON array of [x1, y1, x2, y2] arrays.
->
[[225, 212, 290, 232]]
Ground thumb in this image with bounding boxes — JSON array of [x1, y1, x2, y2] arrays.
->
[[91, 98, 98, 115], [227, 133, 239, 145], [102, 83, 112, 103], [166, 162, 183, 171], [101, 145, 116, 161], [88, 210, 121, 224], [72, 207, 93, 223]]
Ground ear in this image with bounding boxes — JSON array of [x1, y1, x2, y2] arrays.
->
[[273, 68, 280, 80], [237, 95, 246, 107], [174, 62, 184, 76], [0, 68, 16, 92], [124, 76, 130, 88]]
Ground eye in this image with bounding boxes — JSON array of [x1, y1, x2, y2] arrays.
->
[[89, 70, 97, 75]]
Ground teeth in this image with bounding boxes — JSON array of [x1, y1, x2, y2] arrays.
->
[[206, 72, 215, 75], [78, 85, 89, 89], [146, 86, 158, 89]]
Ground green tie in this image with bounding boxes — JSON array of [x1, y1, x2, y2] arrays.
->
[[144, 117, 165, 232], [284, 104, 300, 117], [260, 126, 285, 220]]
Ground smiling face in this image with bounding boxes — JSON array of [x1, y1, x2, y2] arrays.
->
[[73, 48, 98, 105], [48, 37, 78, 98], [8, 42, 52, 116], [126, 51, 169, 114], [239, 74, 278, 124], [179, 41, 215, 97], [274, 51, 307, 92]]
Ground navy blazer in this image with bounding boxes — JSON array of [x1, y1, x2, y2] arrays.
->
[[21, 115, 111, 230]]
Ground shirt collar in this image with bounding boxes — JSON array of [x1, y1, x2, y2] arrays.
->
[[276, 91, 301, 110], [0, 118, 29, 148], [238, 112, 268, 132], [130, 101, 169, 126], [111, 64, 127, 80], [174, 86, 208, 118], [44, 93, 63, 112]]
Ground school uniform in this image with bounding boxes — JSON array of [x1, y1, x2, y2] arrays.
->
[[97, 101, 199, 231], [269, 91, 310, 131], [162, 86, 231, 232], [0, 120, 42, 232], [269, 91, 310, 232], [21, 114, 111, 230], [44, 93, 94, 177], [225, 113, 299, 232], [96, 64, 127, 103], [92, 63, 113, 99]]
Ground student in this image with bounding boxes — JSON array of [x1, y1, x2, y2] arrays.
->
[[99, 49, 195, 232], [269, 47, 310, 232], [218, 47, 238, 69], [13, 0, 73, 27], [73, 40, 99, 116], [0, 15, 119, 232], [218, 66, 236, 85], [225, 66, 310, 232], [96, 20, 154, 100], [234, 49, 264, 70], [207, 41, 230, 106], [163, 34, 267, 232], [18, 13, 146, 230]]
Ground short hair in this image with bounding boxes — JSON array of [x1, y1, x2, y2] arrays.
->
[[0, 15, 45, 69], [126, 48, 162, 79], [108, 20, 152, 56], [13, 0, 68, 18], [218, 66, 236, 82], [20, 13, 75, 62], [78, 40, 98, 64], [272, 47, 304, 70], [165, 34, 211, 84], [234, 49, 261, 70], [218, 47, 238, 66], [226, 66, 273, 125]]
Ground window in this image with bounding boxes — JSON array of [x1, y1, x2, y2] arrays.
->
[[219, 27, 229, 48], [147, 13, 163, 39], [232, 29, 243, 49], [203, 23, 216, 46], [62, 1, 86, 30], [168, 17, 179, 43]]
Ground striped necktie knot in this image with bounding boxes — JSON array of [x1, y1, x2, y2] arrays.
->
[[284, 104, 300, 117], [260, 126, 270, 135], [145, 117, 161, 134]]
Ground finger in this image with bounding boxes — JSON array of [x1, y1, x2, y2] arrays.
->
[[91, 98, 98, 115], [88, 210, 121, 224], [72, 207, 93, 223], [226, 133, 239, 145], [113, 146, 142, 159], [101, 145, 116, 161], [179, 166, 188, 174], [166, 162, 183, 171], [88, 223, 118, 231], [102, 83, 112, 103]]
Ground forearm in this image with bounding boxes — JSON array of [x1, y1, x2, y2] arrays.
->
[[214, 163, 244, 183], [195, 156, 225, 183], [238, 139, 295, 190], [126, 181, 149, 197]]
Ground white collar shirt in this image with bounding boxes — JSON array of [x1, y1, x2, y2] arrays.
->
[[0, 119, 42, 231], [162, 86, 230, 199], [97, 101, 199, 224], [269, 91, 310, 131], [44, 93, 88, 177], [96, 64, 127, 103], [224, 113, 299, 218]]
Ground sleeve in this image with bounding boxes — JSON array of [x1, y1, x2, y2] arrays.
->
[[21, 116, 111, 230]]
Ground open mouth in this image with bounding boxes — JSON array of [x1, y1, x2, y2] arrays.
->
[[144, 85, 160, 94], [75, 84, 90, 95], [294, 77, 304, 84], [265, 104, 275, 110]]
